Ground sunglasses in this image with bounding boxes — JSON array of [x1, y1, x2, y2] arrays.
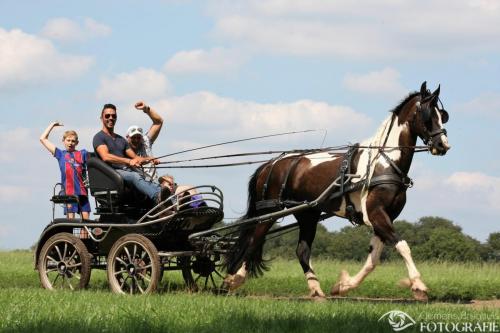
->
[[104, 114, 117, 119]]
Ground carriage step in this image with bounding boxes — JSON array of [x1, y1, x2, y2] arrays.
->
[[51, 195, 79, 204]]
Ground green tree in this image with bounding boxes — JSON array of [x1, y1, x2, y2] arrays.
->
[[412, 228, 482, 261], [483, 232, 500, 261], [326, 226, 371, 261], [262, 216, 490, 262]]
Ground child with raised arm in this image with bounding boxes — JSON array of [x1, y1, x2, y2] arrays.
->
[[40, 122, 90, 219]]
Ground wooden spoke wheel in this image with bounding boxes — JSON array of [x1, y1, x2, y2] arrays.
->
[[107, 234, 160, 295], [179, 254, 224, 292], [38, 233, 91, 291]]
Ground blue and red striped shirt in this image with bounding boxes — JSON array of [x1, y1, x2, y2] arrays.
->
[[54, 148, 89, 196]]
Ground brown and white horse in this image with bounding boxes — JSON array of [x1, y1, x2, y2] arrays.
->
[[222, 82, 450, 301]]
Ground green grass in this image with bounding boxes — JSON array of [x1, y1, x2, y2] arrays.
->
[[1, 251, 499, 332], [242, 260, 500, 301]]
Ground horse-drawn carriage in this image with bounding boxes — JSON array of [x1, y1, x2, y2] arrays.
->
[[34, 156, 229, 294], [35, 82, 450, 301]]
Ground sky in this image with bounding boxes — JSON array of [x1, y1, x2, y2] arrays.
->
[[0, 0, 499, 250]]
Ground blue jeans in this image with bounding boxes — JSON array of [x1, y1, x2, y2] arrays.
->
[[116, 169, 161, 200]]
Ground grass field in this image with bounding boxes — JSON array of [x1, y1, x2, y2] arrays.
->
[[1, 251, 499, 332]]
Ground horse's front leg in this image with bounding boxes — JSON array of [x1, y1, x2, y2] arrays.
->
[[331, 235, 384, 296], [395, 240, 428, 301]]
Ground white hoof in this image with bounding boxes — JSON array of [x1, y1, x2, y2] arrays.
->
[[331, 270, 352, 296]]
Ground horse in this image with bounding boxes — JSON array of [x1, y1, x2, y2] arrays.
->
[[222, 82, 450, 301]]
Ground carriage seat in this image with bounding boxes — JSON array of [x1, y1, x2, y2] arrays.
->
[[87, 157, 125, 206], [87, 156, 153, 217]]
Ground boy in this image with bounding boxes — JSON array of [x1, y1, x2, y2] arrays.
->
[[40, 122, 90, 219]]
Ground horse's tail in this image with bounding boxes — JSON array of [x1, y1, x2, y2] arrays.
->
[[224, 162, 271, 278]]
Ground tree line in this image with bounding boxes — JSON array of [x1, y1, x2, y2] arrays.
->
[[263, 216, 500, 262]]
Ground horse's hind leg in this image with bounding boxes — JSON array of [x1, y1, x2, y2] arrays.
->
[[331, 235, 384, 296], [295, 211, 325, 298], [222, 221, 274, 291]]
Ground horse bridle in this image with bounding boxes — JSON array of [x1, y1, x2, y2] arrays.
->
[[417, 97, 448, 147]]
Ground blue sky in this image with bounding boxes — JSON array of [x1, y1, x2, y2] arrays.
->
[[1, 0, 499, 249]]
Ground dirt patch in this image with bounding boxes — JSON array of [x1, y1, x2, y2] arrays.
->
[[467, 300, 500, 309]]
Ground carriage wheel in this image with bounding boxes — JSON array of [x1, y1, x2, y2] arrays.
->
[[107, 234, 160, 295], [38, 233, 91, 291], [179, 254, 224, 292]]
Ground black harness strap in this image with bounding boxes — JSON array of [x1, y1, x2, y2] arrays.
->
[[340, 145, 358, 193], [376, 149, 414, 188], [256, 154, 303, 211], [278, 158, 302, 202], [260, 154, 285, 199]]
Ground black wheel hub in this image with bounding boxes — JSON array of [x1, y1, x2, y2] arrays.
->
[[192, 257, 215, 277], [126, 263, 136, 276], [57, 262, 67, 274]]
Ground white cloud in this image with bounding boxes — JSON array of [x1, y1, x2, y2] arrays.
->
[[96, 68, 172, 104], [213, 16, 392, 58], [164, 47, 248, 74], [0, 28, 93, 89], [156, 91, 372, 138], [387, 164, 500, 241], [206, 0, 500, 59], [445, 171, 500, 211], [446, 171, 500, 191], [343, 68, 406, 97], [41, 17, 111, 42], [83, 18, 112, 38]]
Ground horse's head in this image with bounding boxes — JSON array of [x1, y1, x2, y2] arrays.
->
[[412, 82, 451, 156]]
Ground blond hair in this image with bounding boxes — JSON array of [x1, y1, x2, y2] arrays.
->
[[63, 130, 79, 141]]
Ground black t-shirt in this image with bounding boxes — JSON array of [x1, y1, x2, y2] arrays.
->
[[92, 130, 129, 169]]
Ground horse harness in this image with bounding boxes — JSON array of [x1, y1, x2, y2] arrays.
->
[[255, 153, 304, 211], [255, 113, 415, 225]]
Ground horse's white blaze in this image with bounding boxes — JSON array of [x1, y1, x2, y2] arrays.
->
[[433, 107, 450, 150], [441, 134, 450, 149], [305, 152, 337, 167], [435, 107, 443, 127]]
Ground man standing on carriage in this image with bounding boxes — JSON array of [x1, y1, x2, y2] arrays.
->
[[125, 101, 204, 207], [125, 100, 163, 182], [92, 103, 168, 203]]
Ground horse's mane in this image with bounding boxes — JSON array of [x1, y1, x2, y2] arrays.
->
[[390, 92, 420, 115]]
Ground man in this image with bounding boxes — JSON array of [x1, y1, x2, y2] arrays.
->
[[126, 100, 163, 181], [124, 102, 204, 208], [92, 103, 166, 203]]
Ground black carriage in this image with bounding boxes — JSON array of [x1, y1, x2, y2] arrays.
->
[[34, 156, 228, 294]]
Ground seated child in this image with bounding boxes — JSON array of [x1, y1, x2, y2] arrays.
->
[[40, 122, 90, 219], [158, 174, 206, 209]]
